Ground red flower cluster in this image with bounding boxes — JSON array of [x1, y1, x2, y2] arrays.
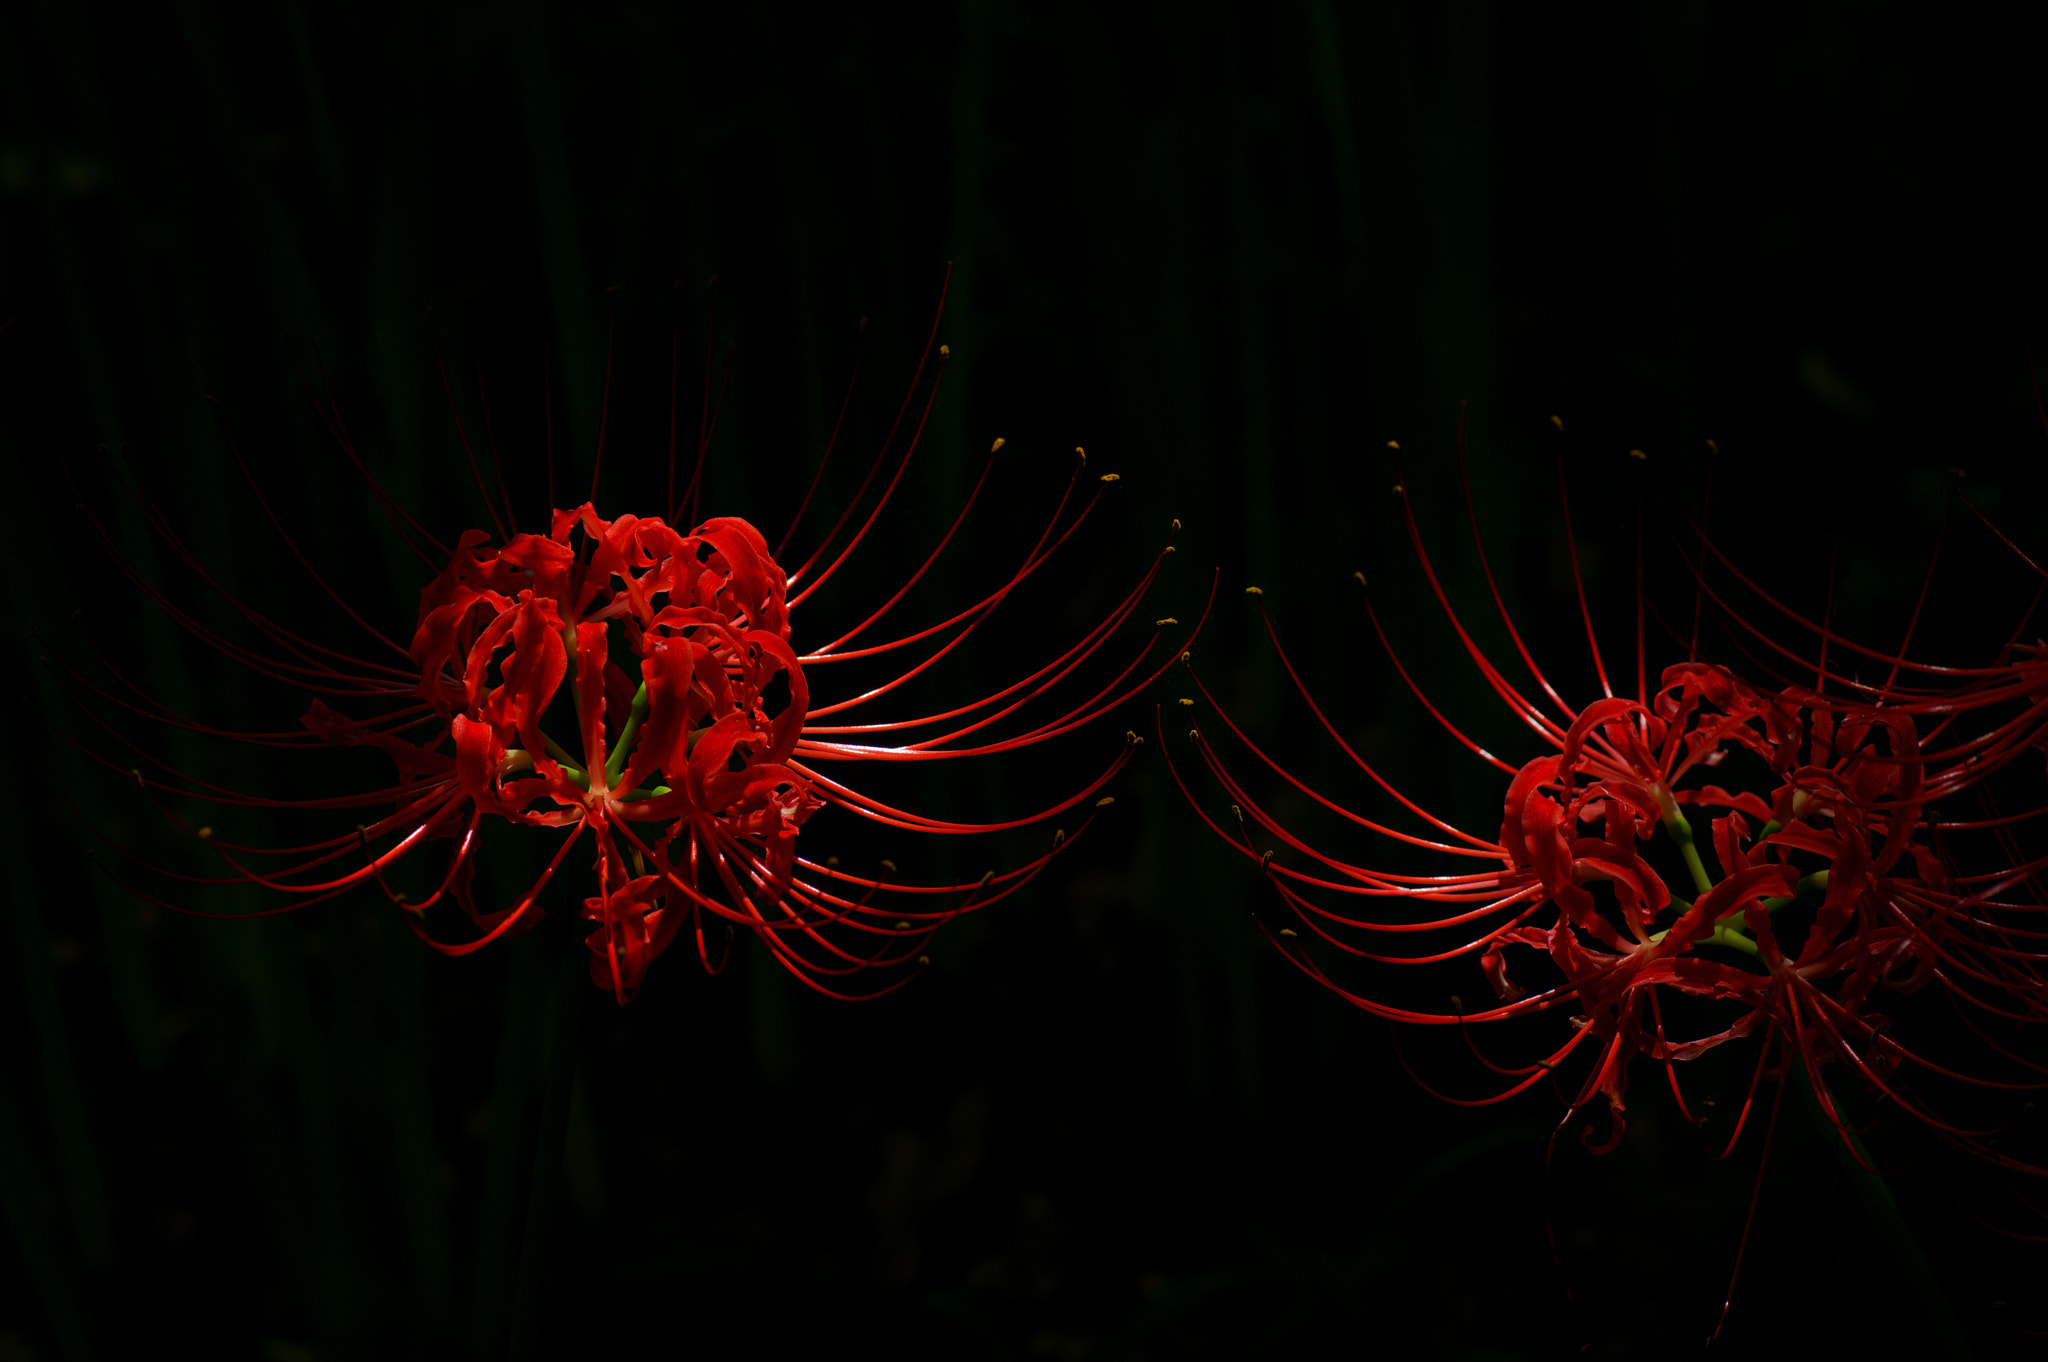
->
[[70, 315, 1204, 1004], [1168, 469, 2048, 1171], [323, 506, 828, 1001]]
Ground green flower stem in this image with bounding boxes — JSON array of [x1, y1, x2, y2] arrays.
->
[[465, 942, 543, 1360], [1726, 870, 1829, 931], [1651, 798, 1829, 957], [1648, 898, 1760, 957], [603, 682, 649, 787], [540, 735, 590, 790], [1767, 869, 1831, 908], [562, 625, 584, 720], [505, 936, 587, 1362], [1792, 1064, 1976, 1362], [1654, 795, 1717, 898], [1701, 924, 1759, 957], [1695, 870, 1831, 957]]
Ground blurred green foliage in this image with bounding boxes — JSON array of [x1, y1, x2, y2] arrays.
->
[[1, 0, 2045, 1357]]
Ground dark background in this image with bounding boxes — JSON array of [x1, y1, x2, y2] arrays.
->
[[3, 1, 2047, 1358]]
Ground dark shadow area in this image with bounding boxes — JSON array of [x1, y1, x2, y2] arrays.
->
[[2, 2, 2044, 1358]]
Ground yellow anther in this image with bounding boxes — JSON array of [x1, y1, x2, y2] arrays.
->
[[1244, 586, 1261, 596], [1261, 849, 1275, 867], [1628, 448, 1646, 460], [1095, 796, 1115, 808], [1231, 804, 1243, 821], [1550, 415, 1563, 431], [1354, 571, 1366, 587], [990, 436, 1005, 453], [879, 859, 897, 873], [1179, 698, 1195, 706], [826, 856, 840, 867], [132, 768, 145, 788], [1391, 484, 1404, 494], [1189, 729, 1199, 741], [196, 827, 213, 840], [1386, 440, 1399, 449], [1450, 995, 1465, 1012], [1052, 828, 1066, 846], [896, 920, 911, 930], [978, 870, 994, 887], [939, 344, 950, 358], [1170, 518, 1182, 533], [1162, 545, 1176, 554], [1179, 651, 1191, 664], [1704, 438, 1719, 455], [1075, 446, 1086, 464], [1125, 730, 1140, 744], [1155, 617, 1178, 626], [1100, 473, 1120, 483], [1279, 928, 1298, 938]]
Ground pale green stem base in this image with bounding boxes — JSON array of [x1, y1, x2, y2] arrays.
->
[[505, 943, 587, 1362]]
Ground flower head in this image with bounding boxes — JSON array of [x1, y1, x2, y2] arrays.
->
[[66, 296, 1206, 1004], [1166, 455, 2047, 1169], [370, 505, 824, 1000]]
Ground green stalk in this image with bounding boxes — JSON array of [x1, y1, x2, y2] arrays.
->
[[1700, 924, 1758, 957], [603, 683, 649, 787], [1793, 1064, 1975, 1361], [1655, 796, 1717, 898], [1651, 797, 1831, 957], [466, 941, 542, 1360], [1721, 870, 1829, 931], [540, 734, 590, 790], [1649, 896, 1755, 956], [504, 936, 588, 1362]]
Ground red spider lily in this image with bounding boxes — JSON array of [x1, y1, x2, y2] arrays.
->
[[60, 291, 1209, 1004], [1677, 379, 2048, 823], [1162, 452, 2048, 1186], [1688, 484, 2048, 832]]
